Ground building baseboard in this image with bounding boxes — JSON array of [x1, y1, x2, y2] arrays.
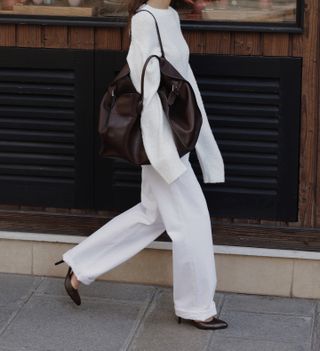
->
[[1, 231, 319, 299]]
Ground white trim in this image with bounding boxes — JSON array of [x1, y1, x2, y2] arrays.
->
[[149, 241, 320, 260], [1, 230, 320, 260]]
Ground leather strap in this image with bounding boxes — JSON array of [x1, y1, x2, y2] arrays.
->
[[140, 54, 161, 101], [129, 8, 165, 58], [139, 52, 180, 111]]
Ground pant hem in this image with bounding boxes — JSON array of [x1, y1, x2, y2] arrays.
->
[[175, 304, 218, 321], [62, 254, 94, 286]]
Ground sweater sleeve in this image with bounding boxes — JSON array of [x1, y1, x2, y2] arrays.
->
[[186, 64, 225, 183], [172, 9, 225, 183], [126, 11, 188, 184]]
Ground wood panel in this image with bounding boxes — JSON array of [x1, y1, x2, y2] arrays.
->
[[234, 32, 262, 56], [43, 26, 68, 48], [0, 207, 111, 236], [162, 220, 320, 252], [212, 222, 320, 252], [69, 27, 94, 49], [262, 33, 290, 56], [205, 31, 232, 54], [0, 24, 15, 46], [121, 26, 130, 51], [183, 30, 206, 53], [95, 27, 122, 50], [316, 8, 320, 227], [291, 32, 304, 57], [291, 0, 319, 228], [16, 24, 42, 47], [0, 208, 319, 252]]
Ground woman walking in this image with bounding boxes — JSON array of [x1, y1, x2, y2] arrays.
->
[[54, 0, 228, 330]]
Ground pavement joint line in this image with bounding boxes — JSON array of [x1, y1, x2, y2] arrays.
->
[[32, 275, 165, 304], [0, 277, 42, 338], [210, 308, 316, 318], [289, 258, 295, 297], [124, 287, 163, 351], [120, 287, 160, 351], [311, 301, 320, 351], [217, 292, 227, 317], [31, 242, 34, 276], [33, 275, 50, 293], [205, 292, 228, 350], [0, 342, 54, 351], [32, 291, 153, 305]]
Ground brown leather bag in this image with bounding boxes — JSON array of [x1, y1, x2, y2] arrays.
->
[[98, 9, 203, 165]]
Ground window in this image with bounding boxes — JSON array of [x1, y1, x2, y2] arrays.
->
[[0, 0, 303, 32], [176, 0, 298, 24]]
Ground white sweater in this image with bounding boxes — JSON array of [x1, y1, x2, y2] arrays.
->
[[126, 3, 225, 184]]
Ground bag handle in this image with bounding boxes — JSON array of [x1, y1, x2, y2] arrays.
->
[[128, 9, 165, 114], [129, 9, 165, 58], [135, 53, 161, 115], [139, 53, 180, 113], [140, 54, 161, 100]]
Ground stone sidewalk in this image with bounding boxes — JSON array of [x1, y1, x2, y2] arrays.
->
[[0, 272, 319, 351]]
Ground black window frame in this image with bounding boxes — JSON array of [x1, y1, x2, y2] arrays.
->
[[0, 0, 304, 33]]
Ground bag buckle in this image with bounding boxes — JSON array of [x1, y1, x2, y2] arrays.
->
[[168, 82, 180, 105]]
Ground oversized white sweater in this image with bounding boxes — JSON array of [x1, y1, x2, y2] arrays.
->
[[126, 3, 225, 184]]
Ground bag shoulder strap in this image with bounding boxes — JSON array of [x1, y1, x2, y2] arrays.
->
[[140, 54, 161, 102], [129, 8, 165, 58]]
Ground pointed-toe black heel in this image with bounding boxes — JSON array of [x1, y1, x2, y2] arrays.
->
[[177, 315, 228, 330], [54, 259, 81, 306]]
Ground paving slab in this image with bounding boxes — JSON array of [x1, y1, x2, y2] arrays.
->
[[0, 273, 319, 351], [0, 293, 151, 351], [128, 289, 224, 351], [36, 276, 156, 303], [208, 335, 311, 351], [0, 273, 41, 306], [208, 310, 313, 346], [0, 273, 42, 333], [222, 292, 316, 316]]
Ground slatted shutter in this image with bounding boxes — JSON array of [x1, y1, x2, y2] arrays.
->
[[0, 48, 94, 208], [189, 54, 301, 220]]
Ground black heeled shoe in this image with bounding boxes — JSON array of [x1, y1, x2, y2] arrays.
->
[[177, 315, 228, 330], [54, 259, 81, 306]]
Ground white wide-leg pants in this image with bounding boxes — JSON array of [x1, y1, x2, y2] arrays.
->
[[62, 152, 218, 321]]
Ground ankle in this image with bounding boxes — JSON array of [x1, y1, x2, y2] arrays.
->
[[71, 273, 80, 289], [195, 315, 215, 322]]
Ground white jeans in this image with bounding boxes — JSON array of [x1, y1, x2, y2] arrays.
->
[[62, 152, 218, 321]]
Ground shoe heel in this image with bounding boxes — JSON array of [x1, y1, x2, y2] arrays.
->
[[177, 316, 182, 324], [54, 259, 64, 266]]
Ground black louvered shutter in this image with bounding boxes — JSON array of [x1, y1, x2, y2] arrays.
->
[[0, 48, 94, 208], [189, 54, 301, 221], [95, 52, 301, 222]]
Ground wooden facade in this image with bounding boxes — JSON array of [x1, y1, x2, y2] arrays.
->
[[0, 0, 319, 252]]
